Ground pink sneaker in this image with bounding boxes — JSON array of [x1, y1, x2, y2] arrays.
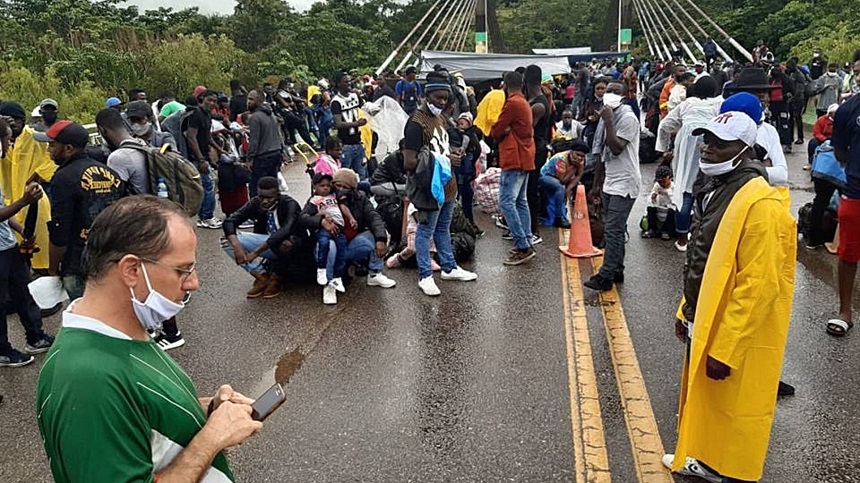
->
[[431, 260, 441, 271], [386, 255, 402, 269]]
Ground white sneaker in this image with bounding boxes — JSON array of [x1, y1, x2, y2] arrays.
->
[[674, 241, 688, 252], [661, 454, 722, 483], [367, 272, 396, 288], [196, 217, 223, 229], [531, 234, 544, 245], [331, 277, 345, 293], [323, 283, 337, 305], [418, 276, 441, 296], [316, 268, 328, 286], [440, 266, 478, 281]]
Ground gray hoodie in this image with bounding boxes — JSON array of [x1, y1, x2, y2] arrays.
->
[[247, 103, 283, 159]]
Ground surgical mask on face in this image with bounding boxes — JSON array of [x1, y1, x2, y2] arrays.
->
[[700, 146, 749, 177], [41, 111, 58, 124], [130, 264, 185, 332], [603, 93, 623, 109], [428, 103, 444, 116], [131, 122, 152, 137]]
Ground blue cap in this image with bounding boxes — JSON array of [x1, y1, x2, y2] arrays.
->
[[105, 97, 123, 108], [720, 92, 763, 125]]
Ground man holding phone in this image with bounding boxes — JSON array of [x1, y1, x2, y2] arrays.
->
[[37, 196, 263, 483]]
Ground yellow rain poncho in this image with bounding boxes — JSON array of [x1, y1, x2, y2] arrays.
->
[[1, 127, 56, 269], [475, 88, 506, 137], [673, 176, 796, 481]]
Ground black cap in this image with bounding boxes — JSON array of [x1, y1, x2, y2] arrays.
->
[[0, 101, 26, 119], [312, 172, 333, 185], [32, 121, 89, 148], [125, 100, 152, 119]]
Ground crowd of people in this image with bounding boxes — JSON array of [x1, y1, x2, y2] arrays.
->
[[1, 38, 859, 482]]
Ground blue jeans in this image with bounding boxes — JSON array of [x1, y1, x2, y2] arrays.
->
[[250, 152, 282, 198], [538, 175, 567, 224], [220, 233, 279, 274], [499, 170, 532, 250], [198, 170, 216, 220], [323, 230, 384, 278], [416, 200, 457, 279], [341, 143, 367, 181], [675, 192, 694, 234], [598, 193, 635, 280], [316, 230, 347, 279]]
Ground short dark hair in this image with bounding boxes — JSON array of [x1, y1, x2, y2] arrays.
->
[[82, 196, 190, 282], [324, 136, 341, 151], [524, 64, 542, 86], [127, 88, 145, 99], [200, 89, 219, 100], [607, 80, 628, 94], [503, 71, 524, 90], [257, 176, 278, 191], [95, 108, 126, 131], [230, 78, 242, 90]]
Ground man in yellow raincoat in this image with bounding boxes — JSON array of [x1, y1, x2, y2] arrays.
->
[[0, 101, 55, 270], [475, 87, 506, 137], [663, 111, 796, 482]]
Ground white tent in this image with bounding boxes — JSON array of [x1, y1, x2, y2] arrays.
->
[[532, 47, 592, 56], [419, 50, 571, 81]]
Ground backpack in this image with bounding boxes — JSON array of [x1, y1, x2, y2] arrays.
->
[[121, 143, 204, 216], [161, 110, 193, 158]]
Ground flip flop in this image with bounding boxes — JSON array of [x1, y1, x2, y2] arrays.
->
[[826, 318, 853, 336]]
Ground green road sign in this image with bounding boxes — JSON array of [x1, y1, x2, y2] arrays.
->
[[619, 28, 632, 44]]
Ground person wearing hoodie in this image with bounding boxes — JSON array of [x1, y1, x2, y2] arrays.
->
[[812, 63, 843, 118], [246, 90, 283, 197]]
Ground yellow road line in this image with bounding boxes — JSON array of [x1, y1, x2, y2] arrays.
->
[[590, 257, 673, 483], [559, 228, 611, 483]]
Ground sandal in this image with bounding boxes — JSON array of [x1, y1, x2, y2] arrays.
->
[[826, 318, 853, 336]]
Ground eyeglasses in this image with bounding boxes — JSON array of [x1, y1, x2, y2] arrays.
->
[[139, 257, 197, 284]]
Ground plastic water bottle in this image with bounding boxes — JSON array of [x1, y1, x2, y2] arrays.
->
[[157, 178, 169, 199]]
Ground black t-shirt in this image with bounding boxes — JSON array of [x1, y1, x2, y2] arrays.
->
[[403, 118, 450, 156], [331, 92, 363, 145], [184, 107, 212, 161], [49, 153, 125, 276], [530, 93, 551, 144], [229, 93, 248, 123]]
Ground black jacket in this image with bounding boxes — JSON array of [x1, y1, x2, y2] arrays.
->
[[49, 152, 125, 275], [371, 151, 407, 186], [300, 190, 387, 243], [247, 104, 283, 160], [223, 195, 305, 249]]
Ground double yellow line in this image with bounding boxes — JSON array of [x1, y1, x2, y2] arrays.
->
[[558, 229, 672, 483]]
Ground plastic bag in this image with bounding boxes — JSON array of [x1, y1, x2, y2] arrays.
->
[[362, 97, 409, 161], [28, 276, 69, 310]]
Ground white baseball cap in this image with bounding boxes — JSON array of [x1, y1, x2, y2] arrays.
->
[[692, 111, 758, 148]]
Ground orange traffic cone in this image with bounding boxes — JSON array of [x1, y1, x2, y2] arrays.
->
[[559, 184, 603, 258]]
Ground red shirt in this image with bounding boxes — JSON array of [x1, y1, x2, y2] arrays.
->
[[813, 115, 834, 142]]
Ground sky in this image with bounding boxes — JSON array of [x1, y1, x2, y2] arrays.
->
[[122, 0, 316, 15]]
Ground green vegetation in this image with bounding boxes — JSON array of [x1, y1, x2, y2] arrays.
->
[[0, 0, 433, 118]]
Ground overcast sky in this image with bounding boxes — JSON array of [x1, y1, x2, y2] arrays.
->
[[122, 0, 316, 15]]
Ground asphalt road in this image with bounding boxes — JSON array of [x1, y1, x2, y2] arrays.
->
[[2, 146, 859, 483]]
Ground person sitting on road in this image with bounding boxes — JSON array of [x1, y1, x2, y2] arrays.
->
[[313, 136, 342, 176], [663, 111, 796, 483], [538, 139, 586, 229], [805, 103, 837, 170], [370, 139, 408, 198], [306, 173, 355, 300], [641, 165, 677, 240], [386, 201, 441, 272], [300, 168, 396, 305], [37, 196, 262, 483], [222, 177, 305, 300]]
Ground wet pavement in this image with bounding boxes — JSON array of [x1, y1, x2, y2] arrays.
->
[[2, 146, 860, 483]]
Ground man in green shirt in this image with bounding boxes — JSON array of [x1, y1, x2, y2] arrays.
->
[[37, 196, 262, 482]]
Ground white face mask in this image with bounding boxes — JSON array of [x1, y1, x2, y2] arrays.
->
[[130, 264, 185, 332], [603, 92, 623, 109], [427, 103, 444, 116], [131, 122, 152, 137], [699, 145, 749, 177]]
